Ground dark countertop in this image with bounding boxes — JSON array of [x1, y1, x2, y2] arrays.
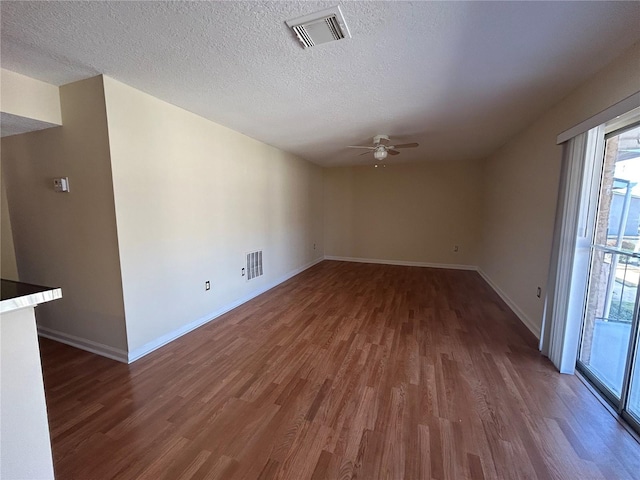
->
[[1, 279, 62, 314], [1, 279, 59, 301]]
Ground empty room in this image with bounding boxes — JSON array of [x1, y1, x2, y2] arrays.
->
[[2, 1, 640, 479]]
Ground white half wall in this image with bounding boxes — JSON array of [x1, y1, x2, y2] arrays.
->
[[1, 307, 54, 480], [102, 76, 324, 354]]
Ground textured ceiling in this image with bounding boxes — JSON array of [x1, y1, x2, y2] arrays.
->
[[0, 112, 59, 138], [2, 1, 639, 166]]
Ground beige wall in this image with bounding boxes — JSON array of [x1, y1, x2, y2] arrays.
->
[[1, 76, 128, 352], [324, 160, 482, 267], [1, 69, 61, 125], [102, 77, 324, 354], [480, 41, 640, 337], [1, 171, 18, 280]]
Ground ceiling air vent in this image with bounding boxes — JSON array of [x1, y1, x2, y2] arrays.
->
[[285, 6, 351, 48]]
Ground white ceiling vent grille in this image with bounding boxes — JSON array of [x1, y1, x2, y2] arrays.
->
[[285, 6, 351, 48], [246, 250, 263, 281]]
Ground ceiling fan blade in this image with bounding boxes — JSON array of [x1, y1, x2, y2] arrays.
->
[[391, 143, 419, 149], [359, 150, 373, 156], [387, 149, 400, 155], [347, 145, 376, 150]]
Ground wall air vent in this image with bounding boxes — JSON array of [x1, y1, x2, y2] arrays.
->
[[285, 6, 351, 48], [246, 250, 263, 281]]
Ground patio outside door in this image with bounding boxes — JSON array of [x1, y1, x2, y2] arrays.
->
[[577, 122, 640, 433]]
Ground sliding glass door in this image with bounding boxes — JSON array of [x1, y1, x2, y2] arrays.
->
[[577, 122, 640, 432]]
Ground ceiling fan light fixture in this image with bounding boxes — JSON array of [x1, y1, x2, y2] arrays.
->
[[347, 135, 418, 162], [374, 149, 388, 161]]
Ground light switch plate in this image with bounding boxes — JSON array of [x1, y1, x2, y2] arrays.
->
[[53, 177, 69, 192]]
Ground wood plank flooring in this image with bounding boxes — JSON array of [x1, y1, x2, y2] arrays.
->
[[39, 261, 640, 479]]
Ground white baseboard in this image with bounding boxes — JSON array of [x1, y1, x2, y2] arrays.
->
[[477, 269, 541, 339], [37, 326, 129, 363], [127, 256, 325, 363], [323, 255, 478, 271]]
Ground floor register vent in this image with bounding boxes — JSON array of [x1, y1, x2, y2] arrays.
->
[[247, 250, 263, 280]]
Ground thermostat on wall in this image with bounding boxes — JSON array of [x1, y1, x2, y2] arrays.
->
[[53, 177, 70, 192]]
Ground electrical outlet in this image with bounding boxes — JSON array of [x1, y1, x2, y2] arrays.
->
[[205, 281, 210, 291], [241, 267, 245, 277], [536, 287, 541, 298], [453, 245, 459, 252]]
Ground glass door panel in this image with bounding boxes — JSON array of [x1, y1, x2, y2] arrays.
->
[[580, 250, 636, 397], [578, 123, 640, 407]]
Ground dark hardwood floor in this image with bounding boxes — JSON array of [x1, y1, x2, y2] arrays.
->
[[40, 261, 640, 479]]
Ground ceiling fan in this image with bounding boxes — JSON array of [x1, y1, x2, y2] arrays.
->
[[347, 135, 419, 162]]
